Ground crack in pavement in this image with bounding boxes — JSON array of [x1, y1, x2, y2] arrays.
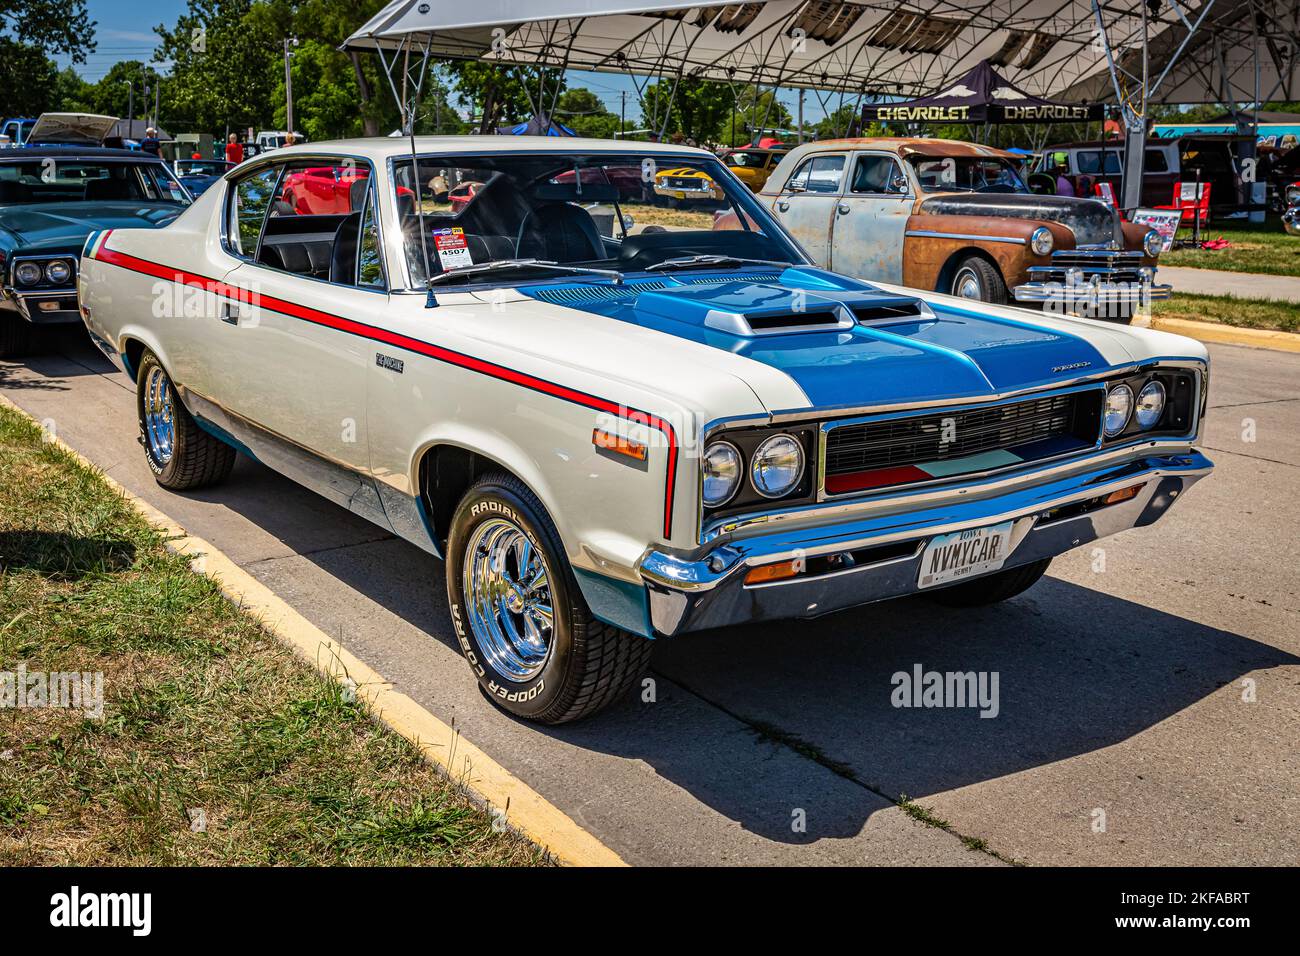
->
[[651, 667, 1017, 865], [1209, 397, 1300, 410], [242, 534, 400, 568], [1201, 444, 1299, 468]]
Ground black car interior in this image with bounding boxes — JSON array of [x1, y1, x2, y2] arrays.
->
[[246, 154, 796, 287]]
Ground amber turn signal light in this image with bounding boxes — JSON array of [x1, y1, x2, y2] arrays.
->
[[592, 428, 648, 461], [744, 560, 803, 585], [1102, 483, 1145, 506]]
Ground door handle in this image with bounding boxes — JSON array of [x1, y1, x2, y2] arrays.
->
[[220, 302, 240, 325], [837, 203, 851, 215], [776, 200, 790, 212]]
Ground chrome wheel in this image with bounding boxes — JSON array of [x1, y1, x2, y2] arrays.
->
[[143, 365, 175, 465], [463, 517, 554, 682], [953, 267, 983, 299]]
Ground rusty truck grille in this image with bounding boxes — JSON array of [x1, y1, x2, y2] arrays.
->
[[823, 389, 1103, 495]]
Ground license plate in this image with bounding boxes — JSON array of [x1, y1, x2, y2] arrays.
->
[[917, 521, 1015, 589]]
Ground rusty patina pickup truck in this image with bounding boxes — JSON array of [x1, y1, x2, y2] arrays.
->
[[749, 138, 1170, 323]]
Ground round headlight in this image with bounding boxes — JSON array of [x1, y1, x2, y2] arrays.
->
[[14, 262, 41, 285], [1135, 380, 1166, 429], [750, 433, 804, 499], [45, 260, 71, 284], [1029, 226, 1053, 256], [1104, 384, 1134, 437], [702, 441, 742, 507], [1287, 184, 1300, 206], [1143, 229, 1163, 258]]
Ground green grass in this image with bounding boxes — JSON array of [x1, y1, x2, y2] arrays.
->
[[0, 406, 545, 866], [1152, 292, 1300, 333], [1160, 216, 1300, 277]]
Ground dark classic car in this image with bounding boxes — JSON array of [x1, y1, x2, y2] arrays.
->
[[0, 146, 191, 356], [174, 158, 235, 197]]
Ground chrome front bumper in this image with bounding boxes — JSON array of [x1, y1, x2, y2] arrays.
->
[[637, 450, 1211, 636], [1012, 279, 1173, 304]]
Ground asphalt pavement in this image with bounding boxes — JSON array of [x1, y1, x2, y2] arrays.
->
[[2, 333, 1296, 866]]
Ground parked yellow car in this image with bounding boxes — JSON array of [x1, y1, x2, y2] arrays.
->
[[723, 147, 791, 192], [652, 165, 726, 205]]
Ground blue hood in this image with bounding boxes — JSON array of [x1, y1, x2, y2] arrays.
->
[[524, 267, 1113, 411]]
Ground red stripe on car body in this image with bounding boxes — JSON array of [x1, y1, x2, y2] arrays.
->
[[91, 243, 679, 538]]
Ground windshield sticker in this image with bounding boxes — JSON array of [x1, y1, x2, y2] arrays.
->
[[434, 227, 473, 270]]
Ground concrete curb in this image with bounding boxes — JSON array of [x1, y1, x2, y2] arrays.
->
[[0, 395, 626, 868], [1149, 316, 1300, 354]]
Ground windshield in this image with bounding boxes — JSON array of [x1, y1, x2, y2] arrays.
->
[[908, 155, 1029, 194], [0, 158, 190, 205], [726, 151, 770, 169], [391, 152, 802, 286]]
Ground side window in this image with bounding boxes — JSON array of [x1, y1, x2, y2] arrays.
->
[[854, 155, 907, 193], [1076, 151, 1101, 174], [1145, 149, 1170, 173], [228, 166, 280, 257], [787, 155, 845, 194], [357, 187, 385, 290]]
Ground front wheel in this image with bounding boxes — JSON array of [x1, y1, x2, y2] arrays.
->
[[446, 473, 653, 724], [947, 256, 1008, 304], [136, 350, 236, 490], [924, 558, 1051, 608]]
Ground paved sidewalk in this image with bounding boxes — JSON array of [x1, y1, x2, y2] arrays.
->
[[1162, 265, 1300, 302]]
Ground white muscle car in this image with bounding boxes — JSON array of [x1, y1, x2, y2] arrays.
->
[[77, 137, 1213, 723]]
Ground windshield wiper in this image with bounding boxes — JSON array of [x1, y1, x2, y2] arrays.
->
[[426, 258, 623, 287], [645, 254, 793, 273]]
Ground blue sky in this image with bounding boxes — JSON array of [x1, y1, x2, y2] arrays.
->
[[65, 0, 816, 126]]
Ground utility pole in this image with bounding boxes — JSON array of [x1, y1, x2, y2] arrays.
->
[[283, 37, 298, 133], [126, 80, 134, 129], [620, 90, 626, 135], [797, 88, 804, 143], [154, 81, 160, 128]]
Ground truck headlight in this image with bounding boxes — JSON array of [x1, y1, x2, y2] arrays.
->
[[750, 433, 804, 499], [1143, 229, 1163, 258], [702, 441, 742, 506], [1135, 380, 1166, 429], [1104, 384, 1134, 436], [1029, 227, 1053, 256], [45, 260, 72, 285], [14, 262, 41, 285]]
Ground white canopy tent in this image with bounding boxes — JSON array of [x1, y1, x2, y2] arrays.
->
[[342, 0, 1268, 102]]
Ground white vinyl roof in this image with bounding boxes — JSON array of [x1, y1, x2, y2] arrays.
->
[[344, 0, 1273, 104]]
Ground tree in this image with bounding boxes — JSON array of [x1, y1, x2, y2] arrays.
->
[[554, 88, 621, 139], [1, 0, 95, 63], [446, 62, 565, 134], [153, 0, 278, 132], [0, 0, 95, 117]]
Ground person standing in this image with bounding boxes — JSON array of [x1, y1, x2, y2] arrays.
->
[[140, 127, 162, 156], [225, 133, 244, 165]]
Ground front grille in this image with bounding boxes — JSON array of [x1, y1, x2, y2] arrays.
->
[[824, 390, 1102, 493], [1033, 250, 1147, 284]]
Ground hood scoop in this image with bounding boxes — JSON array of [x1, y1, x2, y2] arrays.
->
[[633, 282, 854, 337], [851, 297, 934, 324]]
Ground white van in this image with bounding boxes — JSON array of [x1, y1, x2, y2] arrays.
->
[[254, 130, 306, 152]]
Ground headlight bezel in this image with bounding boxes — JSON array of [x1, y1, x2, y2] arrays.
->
[[749, 432, 806, 499], [699, 424, 817, 521], [1099, 368, 1199, 444], [1029, 226, 1054, 257]]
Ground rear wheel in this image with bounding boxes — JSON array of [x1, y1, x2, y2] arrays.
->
[[925, 558, 1052, 608], [948, 256, 1008, 304], [136, 350, 236, 490], [446, 472, 653, 724]]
